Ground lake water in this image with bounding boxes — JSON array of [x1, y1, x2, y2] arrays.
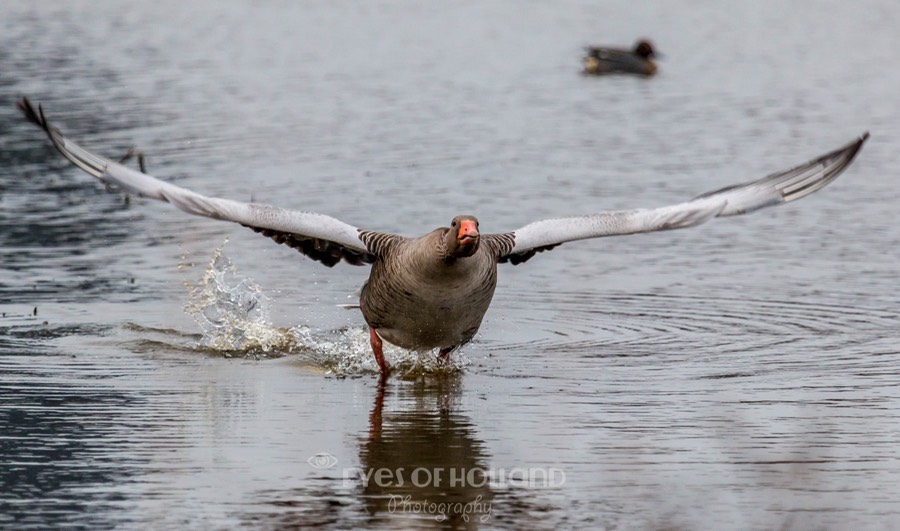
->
[[2, 1, 899, 529]]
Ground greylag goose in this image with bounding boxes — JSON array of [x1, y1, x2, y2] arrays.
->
[[583, 39, 659, 76], [17, 97, 868, 375]]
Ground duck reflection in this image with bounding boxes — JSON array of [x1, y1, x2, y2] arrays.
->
[[357, 374, 494, 527]]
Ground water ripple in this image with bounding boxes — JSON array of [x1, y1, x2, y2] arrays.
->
[[487, 289, 897, 357]]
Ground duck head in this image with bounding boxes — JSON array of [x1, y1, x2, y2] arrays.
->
[[445, 215, 480, 259], [634, 40, 656, 59]]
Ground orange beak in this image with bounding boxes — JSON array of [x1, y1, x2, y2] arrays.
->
[[457, 220, 479, 244]]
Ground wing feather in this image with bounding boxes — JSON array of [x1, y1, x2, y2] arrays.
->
[[494, 133, 868, 265], [20, 98, 867, 269], [18, 97, 381, 267]]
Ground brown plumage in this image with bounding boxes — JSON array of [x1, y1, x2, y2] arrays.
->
[[359, 217, 502, 363], [583, 39, 659, 77], [248, 217, 519, 372]]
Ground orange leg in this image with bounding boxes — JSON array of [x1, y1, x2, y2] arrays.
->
[[437, 346, 455, 365], [369, 327, 390, 374]]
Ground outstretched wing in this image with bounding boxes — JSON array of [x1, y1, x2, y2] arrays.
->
[[18, 97, 401, 267], [486, 133, 868, 265]]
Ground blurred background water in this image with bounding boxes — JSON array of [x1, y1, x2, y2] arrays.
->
[[1, 0, 898, 529]]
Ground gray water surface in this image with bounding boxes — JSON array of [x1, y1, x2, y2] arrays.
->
[[2, 1, 899, 529]]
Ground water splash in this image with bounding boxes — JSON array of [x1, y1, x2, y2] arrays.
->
[[296, 325, 468, 378], [182, 242, 468, 375], [183, 242, 296, 355]]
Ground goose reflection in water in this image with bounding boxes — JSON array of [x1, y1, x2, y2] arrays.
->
[[359, 375, 495, 526], [242, 375, 497, 528]]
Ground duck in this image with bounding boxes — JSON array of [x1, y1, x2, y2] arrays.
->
[[583, 39, 658, 76], [17, 97, 868, 375]]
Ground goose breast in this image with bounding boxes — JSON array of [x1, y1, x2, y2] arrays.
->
[[359, 236, 499, 352]]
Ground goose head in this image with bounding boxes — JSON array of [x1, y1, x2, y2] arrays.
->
[[445, 215, 480, 259]]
